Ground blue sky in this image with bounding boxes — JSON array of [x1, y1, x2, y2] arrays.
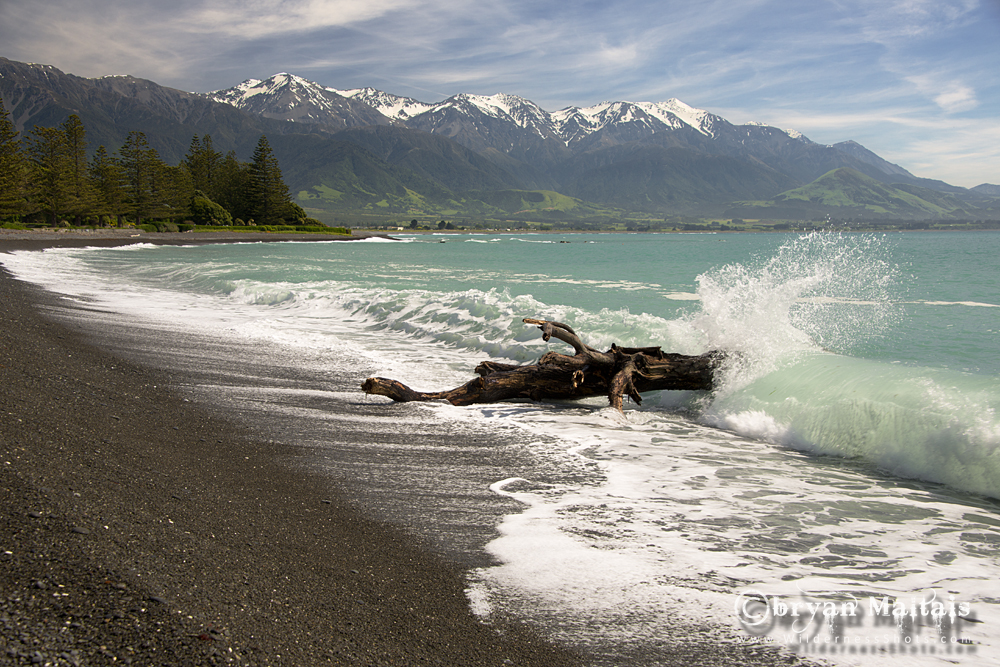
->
[[2, 0, 998, 186]]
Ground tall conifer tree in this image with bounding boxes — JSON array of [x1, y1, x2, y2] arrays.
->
[[61, 115, 96, 221], [89, 145, 127, 225], [184, 134, 222, 199], [117, 131, 166, 223], [215, 151, 251, 222], [0, 100, 26, 219], [25, 125, 72, 225], [248, 135, 293, 225]]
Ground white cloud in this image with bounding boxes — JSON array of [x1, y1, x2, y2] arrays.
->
[[932, 85, 978, 112], [906, 74, 979, 113], [889, 121, 1000, 186], [190, 0, 432, 38], [855, 0, 980, 42], [1, 0, 996, 185]]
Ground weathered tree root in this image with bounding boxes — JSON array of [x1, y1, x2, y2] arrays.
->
[[361, 317, 723, 412]]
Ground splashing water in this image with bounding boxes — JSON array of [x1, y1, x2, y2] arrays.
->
[[3, 232, 1000, 667], [670, 234, 1000, 499], [684, 233, 903, 393]]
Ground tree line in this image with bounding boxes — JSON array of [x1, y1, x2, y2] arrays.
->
[[0, 100, 317, 228]]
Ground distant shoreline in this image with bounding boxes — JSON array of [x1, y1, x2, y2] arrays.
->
[[1, 227, 996, 253], [363, 227, 1000, 234], [0, 227, 395, 251]]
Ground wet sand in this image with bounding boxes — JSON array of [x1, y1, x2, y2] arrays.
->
[[0, 230, 579, 666], [0, 229, 812, 666]]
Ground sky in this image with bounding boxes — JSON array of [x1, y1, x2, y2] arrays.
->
[[2, 0, 998, 187]]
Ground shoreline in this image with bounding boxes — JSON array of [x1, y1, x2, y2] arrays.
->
[[0, 235, 579, 665], [0, 230, 822, 667], [0, 227, 395, 250]]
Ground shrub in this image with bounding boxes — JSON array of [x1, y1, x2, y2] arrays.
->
[[189, 190, 233, 226], [138, 222, 180, 233]]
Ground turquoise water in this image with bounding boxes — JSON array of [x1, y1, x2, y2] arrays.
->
[[52, 230, 997, 369], [4, 231, 999, 665]]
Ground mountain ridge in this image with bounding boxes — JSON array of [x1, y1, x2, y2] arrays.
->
[[725, 168, 983, 220], [209, 73, 962, 202], [2, 57, 996, 220]]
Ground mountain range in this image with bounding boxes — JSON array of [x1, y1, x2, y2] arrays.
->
[[1, 57, 996, 222]]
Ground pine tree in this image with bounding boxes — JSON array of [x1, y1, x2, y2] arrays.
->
[[214, 151, 252, 223], [248, 135, 294, 225], [183, 134, 222, 199], [25, 125, 73, 225], [0, 100, 26, 219], [117, 131, 166, 224], [61, 115, 97, 222], [89, 145, 128, 225], [158, 163, 194, 221]]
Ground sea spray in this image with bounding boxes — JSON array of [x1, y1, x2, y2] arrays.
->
[[5, 233, 1000, 667], [681, 233, 1000, 497], [685, 232, 902, 379]]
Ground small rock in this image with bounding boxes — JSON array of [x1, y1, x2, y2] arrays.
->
[[71, 526, 90, 535], [148, 595, 167, 604], [27, 511, 43, 519]]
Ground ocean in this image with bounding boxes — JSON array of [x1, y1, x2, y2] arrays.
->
[[3, 231, 998, 666]]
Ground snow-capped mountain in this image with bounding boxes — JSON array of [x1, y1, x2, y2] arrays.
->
[[208, 74, 797, 149], [333, 87, 434, 121], [205, 73, 390, 129], [2, 56, 979, 221], [551, 98, 720, 145], [204, 72, 921, 194]]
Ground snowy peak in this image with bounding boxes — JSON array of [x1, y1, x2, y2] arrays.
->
[[204, 73, 391, 128], [551, 99, 718, 145], [206, 73, 316, 106], [552, 101, 658, 137], [206, 73, 815, 152], [448, 93, 551, 130], [204, 78, 263, 105], [638, 99, 717, 135], [335, 87, 434, 120], [745, 121, 806, 141]]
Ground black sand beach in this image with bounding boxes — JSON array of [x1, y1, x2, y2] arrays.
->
[[1, 229, 813, 667], [0, 230, 581, 666]]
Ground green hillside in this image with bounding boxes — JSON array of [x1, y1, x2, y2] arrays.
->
[[458, 190, 590, 214], [562, 146, 797, 214], [726, 168, 976, 219]]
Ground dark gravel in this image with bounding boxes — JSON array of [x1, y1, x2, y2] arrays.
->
[[0, 234, 579, 666], [1, 230, 820, 667]]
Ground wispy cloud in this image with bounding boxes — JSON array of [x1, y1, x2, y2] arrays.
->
[[1, 0, 996, 185], [188, 0, 430, 38], [906, 74, 980, 112]]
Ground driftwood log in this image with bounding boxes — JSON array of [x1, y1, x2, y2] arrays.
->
[[361, 318, 722, 412]]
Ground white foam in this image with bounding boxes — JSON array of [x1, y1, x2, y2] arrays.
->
[[917, 300, 999, 308], [5, 236, 999, 667]]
